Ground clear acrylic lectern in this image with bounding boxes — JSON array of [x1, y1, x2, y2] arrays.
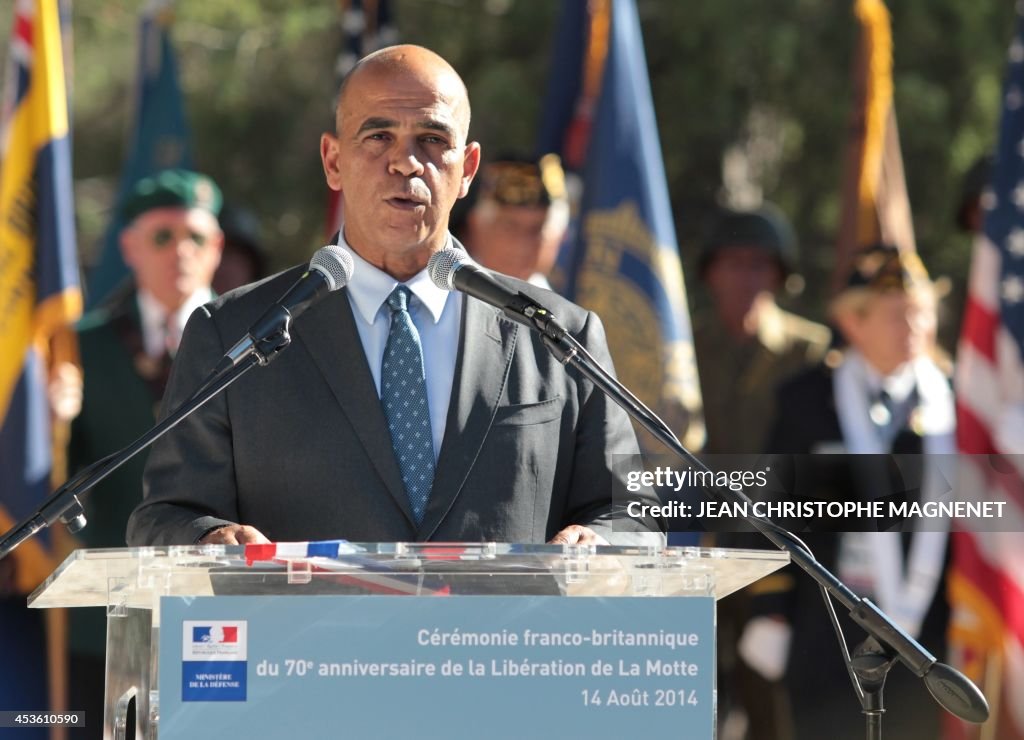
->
[[30, 543, 788, 739]]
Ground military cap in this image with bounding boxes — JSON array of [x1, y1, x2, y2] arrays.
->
[[699, 203, 797, 277], [121, 169, 223, 223], [477, 154, 567, 208], [842, 243, 931, 295]]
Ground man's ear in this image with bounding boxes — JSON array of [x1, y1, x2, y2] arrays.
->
[[458, 141, 482, 199], [321, 132, 344, 191], [209, 230, 226, 257]]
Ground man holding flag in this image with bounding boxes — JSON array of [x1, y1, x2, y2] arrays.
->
[[0, 0, 81, 726]]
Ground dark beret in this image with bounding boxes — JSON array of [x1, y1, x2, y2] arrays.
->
[[121, 169, 223, 223]]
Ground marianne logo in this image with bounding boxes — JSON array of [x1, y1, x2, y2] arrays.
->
[[182, 620, 247, 662], [192, 625, 239, 644], [181, 620, 248, 702]]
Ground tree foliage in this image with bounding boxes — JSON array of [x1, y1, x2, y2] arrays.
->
[[0, 0, 1016, 333]]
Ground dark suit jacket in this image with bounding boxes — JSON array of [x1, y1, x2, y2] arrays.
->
[[71, 287, 165, 550], [126, 259, 662, 546], [766, 363, 842, 454]]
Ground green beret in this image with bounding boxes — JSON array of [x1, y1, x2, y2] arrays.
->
[[121, 169, 223, 223]]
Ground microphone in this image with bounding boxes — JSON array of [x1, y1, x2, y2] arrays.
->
[[427, 248, 567, 338], [219, 244, 354, 369]]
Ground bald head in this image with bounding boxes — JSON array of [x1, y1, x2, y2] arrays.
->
[[319, 43, 481, 278], [336, 45, 471, 141]]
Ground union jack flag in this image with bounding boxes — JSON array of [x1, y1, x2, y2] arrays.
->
[[0, 0, 79, 719], [0, 0, 81, 589]]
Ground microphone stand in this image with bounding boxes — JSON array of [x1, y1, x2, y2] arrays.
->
[[0, 324, 292, 562], [509, 293, 989, 738]]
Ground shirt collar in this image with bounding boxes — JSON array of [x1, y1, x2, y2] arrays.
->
[[136, 286, 212, 357], [136, 286, 212, 332], [337, 230, 452, 325], [845, 349, 917, 403]]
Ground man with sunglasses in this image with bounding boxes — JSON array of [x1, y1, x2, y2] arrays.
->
[[66, 168, 224, 736]]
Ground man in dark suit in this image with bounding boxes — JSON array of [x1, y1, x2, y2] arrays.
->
[[127, 45, 661, 548]]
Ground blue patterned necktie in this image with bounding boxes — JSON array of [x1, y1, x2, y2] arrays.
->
[[381, 286, 435, 524]]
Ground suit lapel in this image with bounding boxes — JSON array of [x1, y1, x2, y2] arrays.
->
[[292, 289, 414, 524], [422, 295, 517, 538]]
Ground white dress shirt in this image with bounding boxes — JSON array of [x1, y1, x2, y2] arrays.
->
[[137, 287, 213, 358], [853, 352, 917, 408], [337, 236, 462, 463]]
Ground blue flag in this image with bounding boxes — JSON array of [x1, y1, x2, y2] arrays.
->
[[536, 0, 588, 168], [538, 0, 704, 453], [86, 3, 192, 308]]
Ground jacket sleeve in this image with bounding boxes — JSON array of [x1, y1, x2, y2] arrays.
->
[[564, 310, 666, 546]]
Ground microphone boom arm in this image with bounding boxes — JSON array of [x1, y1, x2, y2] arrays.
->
[[0, 333, 285, 562]]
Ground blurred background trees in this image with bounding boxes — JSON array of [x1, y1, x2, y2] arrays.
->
[[0, 0, 1016, 338]]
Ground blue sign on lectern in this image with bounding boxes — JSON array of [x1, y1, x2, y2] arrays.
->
[[159, 595, 714, 739]]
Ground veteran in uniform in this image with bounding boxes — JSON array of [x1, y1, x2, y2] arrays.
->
[[460, 153, 569, 289], [66, 169, 224, 737], [691, 204, 830, 740], [693, 204, 831, 456], [752, 244, 954, 740]]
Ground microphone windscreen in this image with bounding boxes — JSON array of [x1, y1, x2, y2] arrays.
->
[[923, 662, 990, 723], [427, 247, 471, 291], [310, 244, 355, 290]]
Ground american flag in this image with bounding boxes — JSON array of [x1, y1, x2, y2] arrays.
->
[[948, 7, 1024, 739]]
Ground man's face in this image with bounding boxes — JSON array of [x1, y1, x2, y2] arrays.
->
[[120, 207, 223, 310], [320, 63, 480, 262], [467, 203, 553, 280], [839, 291, 936, 373], [703, 245, 783, 321]]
